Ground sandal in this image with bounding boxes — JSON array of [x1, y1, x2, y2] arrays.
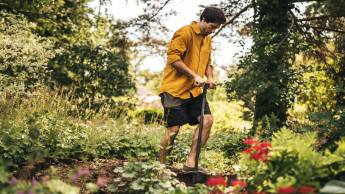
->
[[183, 164, 210, 175]]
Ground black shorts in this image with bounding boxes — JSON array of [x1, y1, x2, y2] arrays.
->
[[160, 92, 211, 127]]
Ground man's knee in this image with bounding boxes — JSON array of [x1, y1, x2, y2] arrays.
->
[[204, 115, 214, 127], [167, 126, 180, 136]]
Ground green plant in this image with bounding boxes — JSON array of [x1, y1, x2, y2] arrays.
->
[[209, 101, 252, 133], [133, 108, 164, 125], [252, 113, 280, 140], [214, 131, 249, 161], [0, 12, 55, 98], [310, 106, 345, 152], [237, 127, 345, 193], [109, 161, 183, 193], [48, 42, 135, 101], [0, 171, 80, 194]]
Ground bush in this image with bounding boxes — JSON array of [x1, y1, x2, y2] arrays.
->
[[209, 101, 252, 133], [0, 12, 55, 98], [47, 42, 135, 101]]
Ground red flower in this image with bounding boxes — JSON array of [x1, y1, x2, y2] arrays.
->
[[259, 142, 272, 148], [252, 145, 263, 152], [243, 140, 271, 163], [278, 186, 297, 193], [207, 176, 227, 187], [230, 180, 248, 188], [243, 139, 258, 145], [299, 186, 315, 194], [243, 148, 252, 154]]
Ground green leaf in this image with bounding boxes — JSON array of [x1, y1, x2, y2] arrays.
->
[[130, 180, 145, 191], [86, 183, 99, 193], [320, 180, 345, 193], [106, 183, 118, 192]]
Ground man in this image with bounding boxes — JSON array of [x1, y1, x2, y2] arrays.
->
[[159, 7, 226, 174]]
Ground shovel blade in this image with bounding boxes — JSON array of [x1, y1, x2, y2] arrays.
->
[[192, 172, 206, 183]]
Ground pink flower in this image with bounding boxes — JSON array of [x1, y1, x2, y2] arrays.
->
[[299, 186, 315, 194], [97, 175, 105, 187], [31, 178, 38, 186], [72, 174, 79, 181], [206, 176, 227, 187], [10, 177, 17, 186], [43, 176, 50, 185], [278, 186, 297, 193], [77, 169, 83, 176], [230, 180, 248, 188], [84, 168, 91, 177], [243, 139, 258, 145]]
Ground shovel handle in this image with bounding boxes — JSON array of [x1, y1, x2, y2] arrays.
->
[[203, 83, 210, 95], [194, 83, 210, 172]]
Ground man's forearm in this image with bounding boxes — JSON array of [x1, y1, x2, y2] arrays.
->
[[205, 65, 213, 80], [171, 59, 205, 86], [171, 59, 198, 79]]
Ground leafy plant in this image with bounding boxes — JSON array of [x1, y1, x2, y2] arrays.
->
[[310, 106, 345, 152], [133, 108, 164, 125], [237, 127, 345, 193], [216, 131, 250, 161], [109, 161, 183, 193]]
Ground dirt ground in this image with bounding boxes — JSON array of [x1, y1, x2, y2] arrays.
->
[[16, 157, 236, 193]]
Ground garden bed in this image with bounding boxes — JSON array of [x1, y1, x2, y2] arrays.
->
[[16, 157, 237, 193]]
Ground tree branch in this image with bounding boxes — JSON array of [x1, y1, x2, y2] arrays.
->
[[212, 3, 254, 38], [310, 25, 345, 33], [276, 12, 295, 51], [137, 0, 171, 29], [297, 15, 343, 21]]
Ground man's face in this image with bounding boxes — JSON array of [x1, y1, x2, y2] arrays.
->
[[200, 18, 221, 36]]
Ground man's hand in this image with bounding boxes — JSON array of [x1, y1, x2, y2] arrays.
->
[[207, 78, 216, 89], [194, 75, 206, 87]]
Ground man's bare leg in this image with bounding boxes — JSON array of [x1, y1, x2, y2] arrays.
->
[[159, 125, 180, 165], [184, 114, 214, 168]]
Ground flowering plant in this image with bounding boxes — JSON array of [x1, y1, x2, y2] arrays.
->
[[242, 139, 271, 163], [206, 176, 227, 193], [236, 127, 345, 193]]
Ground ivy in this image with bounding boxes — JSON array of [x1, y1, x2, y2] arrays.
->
[[225, 0, 306, 129]]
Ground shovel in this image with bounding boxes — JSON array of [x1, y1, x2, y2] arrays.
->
[[193, 83, 210, 183]]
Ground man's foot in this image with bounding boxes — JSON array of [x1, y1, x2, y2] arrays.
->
[[158, 171, 171, 180], [182, 164, 211, 175]]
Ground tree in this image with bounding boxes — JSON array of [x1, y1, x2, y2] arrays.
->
[[1, 0, 136, 99], [49, 42, 135, 101]]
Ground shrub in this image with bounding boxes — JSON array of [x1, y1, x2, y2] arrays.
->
[[0, 12, 55, 98], [209, 101, 252, 133]]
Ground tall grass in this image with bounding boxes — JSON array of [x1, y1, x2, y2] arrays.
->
[[0, 84, 165, 168]]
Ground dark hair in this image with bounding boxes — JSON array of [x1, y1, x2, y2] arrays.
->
[[200, 7, 226, 24]]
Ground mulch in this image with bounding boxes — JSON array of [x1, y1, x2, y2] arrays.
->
[[16, 157, 236, 193]]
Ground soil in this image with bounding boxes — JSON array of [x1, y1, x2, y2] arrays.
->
[[16, 157, 237, 193]]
